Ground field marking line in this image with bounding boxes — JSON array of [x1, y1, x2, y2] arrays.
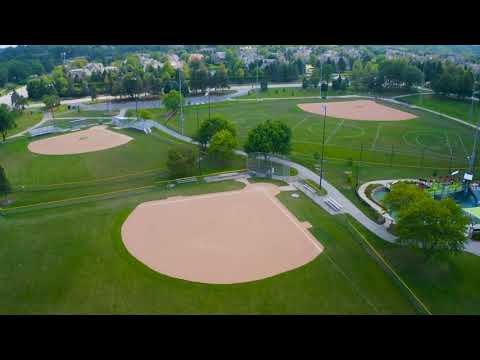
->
[[371, 124, 382, 150], [263, 189, 324, 253], [323, 253, 379, 314], [4, 169, 248, 212], [346, 219, 432, 315], [444, 131, 453, 155], [292, 115, 311, 131], [325, 119, 345, 145], [457, 133, 468, 158]]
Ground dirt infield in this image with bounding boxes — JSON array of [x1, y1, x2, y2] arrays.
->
[[121, 182, 323, 284], [298, 100, 417, 121], [28, 125, 133, 155]]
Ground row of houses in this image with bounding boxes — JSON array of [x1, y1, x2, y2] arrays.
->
[[68, 62, 119, 80]]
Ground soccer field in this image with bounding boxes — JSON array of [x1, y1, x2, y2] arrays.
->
[[143, 97, 479, 171]]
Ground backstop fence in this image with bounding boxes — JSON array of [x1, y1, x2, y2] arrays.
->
[[246, 152, 298, 183]]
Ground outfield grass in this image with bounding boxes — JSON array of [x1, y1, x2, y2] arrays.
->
[[0, 181, 416, 314], [8, 110, 43, 136], [400, 94, 480, 125], [238, 87, 355, 99], [141, 97, 476, 172], [351, 216, 480, 314], [0, 127, 245, 194]]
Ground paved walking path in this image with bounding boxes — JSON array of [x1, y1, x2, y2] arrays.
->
[[147, 108, 480, 256], [7, 111, 52, 139]]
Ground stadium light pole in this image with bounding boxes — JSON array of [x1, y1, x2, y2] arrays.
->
[[179, 70, 184, 135], [319, 59, 323, 99], [319, 104, 327, 189], [256, 58, 259, 102]]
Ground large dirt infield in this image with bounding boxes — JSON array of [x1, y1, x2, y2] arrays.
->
[[28, 125, 133, 155], [298, 100, 417, 121], [121, 183, 323, 284]]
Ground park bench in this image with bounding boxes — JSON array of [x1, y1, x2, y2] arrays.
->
[[303, 183, 317, 194], [324, 197, 343, 212]]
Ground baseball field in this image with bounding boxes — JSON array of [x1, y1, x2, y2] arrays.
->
[[2, 96, 480, 314]]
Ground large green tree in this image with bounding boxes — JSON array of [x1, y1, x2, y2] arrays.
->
[[162, 90, 182, 114], [0, 104, 17, 141], [385, 182, 470, 259], [244, 119, 292, 155], [0, 164, 11, 202], [208, 129, 238, 160], [193, 115, 237, 150]]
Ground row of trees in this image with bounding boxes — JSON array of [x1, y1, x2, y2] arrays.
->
[[350, 59, 424, 93], [0, 104, 19, 141]]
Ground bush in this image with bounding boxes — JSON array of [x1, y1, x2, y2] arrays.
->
[[166, 146, 198, 178]]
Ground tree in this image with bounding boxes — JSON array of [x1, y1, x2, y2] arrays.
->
[[193, 115, 237, 150], [384, 182, 470, 259], [42, 95, 60, 114], [89, 83, 97, 102], [166, 145, 198, 178], [244, 120, 292, 156], [0, 104, 18, 141], [162, 90, 182, 114], [337, 57, 347, 73], [208, 129, 238, 160], [302, 76, 309, 89], [260, 78, 268, 91], [0, 164, 11, 202]]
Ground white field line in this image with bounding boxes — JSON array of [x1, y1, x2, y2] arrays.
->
[[444, 131, 453, 155], [457, 133, 469, 157], [263, 189, 324, 253], [371, 124, 382, 150], [292, 115, 311, 131], [323, 253, 379, 314], [325, 119, 345, 145]]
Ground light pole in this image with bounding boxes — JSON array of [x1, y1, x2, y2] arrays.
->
[[179, 70, 184, 135], [319, 104, 327, 189], [256, 57, 259, 102], [319, 59, 323, 99]]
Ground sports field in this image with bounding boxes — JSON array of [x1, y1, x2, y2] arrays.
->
[[399, 94, 480, 124], [141, 97, 478, 171], [0, 180, 417, 314]]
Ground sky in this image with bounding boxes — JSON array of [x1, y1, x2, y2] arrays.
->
[[0, 45, 16, 48]]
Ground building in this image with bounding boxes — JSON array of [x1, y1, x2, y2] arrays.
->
[[67, 68, 88, 80], [167, 54, 183, 70], [305, 64, 314, 76], [85, 62, 104, 74], [213, 51, 226, 64], [294, 47, 312, 62], [104, 66, 119, 73], [189, 53, 204, 62], [239, 46, 259, 65]]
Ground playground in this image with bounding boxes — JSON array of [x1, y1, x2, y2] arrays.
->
[[28, 125, 133, 155], [121, 182, 322, 284], [298, 100, 418, 121]]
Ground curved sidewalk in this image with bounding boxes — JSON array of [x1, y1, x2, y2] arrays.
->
[[130, 107, 480, 257]]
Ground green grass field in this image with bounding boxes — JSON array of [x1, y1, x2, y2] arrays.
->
[[238, 87, 355, 99], [8, 110, 43, 137], [352, 218, 480, 314], [0, 125, 245, 207], [141, 97, 477, 172], [400, 94, 480, 124], [0, 180, 417, 314]]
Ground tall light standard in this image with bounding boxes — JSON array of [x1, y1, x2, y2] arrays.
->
[[319, 104, 327, 189], [256, 56, 259, 102], [319, 59, 324, 99], [178, 70, 184, 135]]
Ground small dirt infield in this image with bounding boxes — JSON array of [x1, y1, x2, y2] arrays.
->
[[28, 125, 133, 155], [298, 100, 417, 121], [121, 182, 323, 284]]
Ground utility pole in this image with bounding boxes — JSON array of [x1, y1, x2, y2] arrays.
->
[[319, 104, 327, 189], [469, 112, 480, 173], [319, 59, 323, 99], [256, 56, 259, 102], [179, 70, 184, 135]]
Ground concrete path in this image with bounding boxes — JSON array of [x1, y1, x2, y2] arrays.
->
[[7, 111, 52, 139], [148, 110, 480, 256]]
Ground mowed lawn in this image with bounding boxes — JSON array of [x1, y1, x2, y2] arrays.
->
[[7, 110, 43, 137], [400, 94, 480, 125], [237, 87, 355, 99], [0, 124, 243, 185], [352, 218, 480, 314], [141, 98, 476, 170], [0, 180, 416, 314]]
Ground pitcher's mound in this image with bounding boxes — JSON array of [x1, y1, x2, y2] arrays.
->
[[298, 100, 417, 121], [28, 125, 133, 155], [121, 183, 323, 284]]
